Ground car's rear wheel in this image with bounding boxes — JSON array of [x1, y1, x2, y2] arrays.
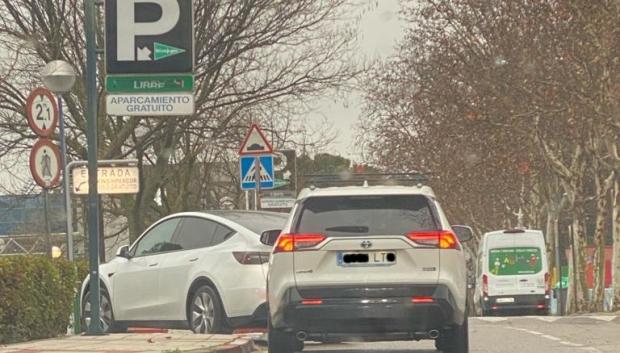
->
[[439, 315, 469, 353], [268, 320, 302, 353], [82, 288, 123, 333], [188, 285, 226, 334]]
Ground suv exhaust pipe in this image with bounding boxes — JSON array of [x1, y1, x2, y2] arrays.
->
[[428, 330, 440, 339], [296, 331, 307, 341]]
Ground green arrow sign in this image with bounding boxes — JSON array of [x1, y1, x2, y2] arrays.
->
[[154, 42, 186, 61], [273, 179, 290, 189], [106, 75, 194, 93]]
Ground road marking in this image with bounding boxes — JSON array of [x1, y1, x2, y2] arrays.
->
[[525, 330, 543, 335], [541, 334, 561, 341], [587, 315, 616, 322], [533, 316, 561, 322], [560, 341, 584, 347], [475, 317, 508, 322]]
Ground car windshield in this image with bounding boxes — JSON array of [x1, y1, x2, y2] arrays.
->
[[296, 195, 437, 236], [207, 211, 288, 235]]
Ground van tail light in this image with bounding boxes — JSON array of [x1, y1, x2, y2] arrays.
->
[[482, 274, 489, 297], [544, 272, 550, 295], [273, 234, 326, 254], [233, 252, 270, 264], [406, 231, 460, 250]]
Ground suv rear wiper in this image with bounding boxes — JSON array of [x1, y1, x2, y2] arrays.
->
[[324, 226, 369, 233]]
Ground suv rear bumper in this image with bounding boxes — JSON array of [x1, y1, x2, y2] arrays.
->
[[482, 294, 550, 312], [271, 284, 464, 334]]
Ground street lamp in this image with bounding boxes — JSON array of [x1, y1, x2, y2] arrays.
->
[[41, 60, 76, 261]]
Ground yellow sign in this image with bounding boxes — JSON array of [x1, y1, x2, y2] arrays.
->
[[72, 166, 139, 195]]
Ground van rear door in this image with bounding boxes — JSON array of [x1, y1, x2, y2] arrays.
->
[[486, 232, 546, 296], [513, 232, 547, 295]]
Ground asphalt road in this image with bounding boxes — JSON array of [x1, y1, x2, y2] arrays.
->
[[258, 315, 620, 353]]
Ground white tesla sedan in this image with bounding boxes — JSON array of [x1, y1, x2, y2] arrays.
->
[[80, 210, 287, 334]]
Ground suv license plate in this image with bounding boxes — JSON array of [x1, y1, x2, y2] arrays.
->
[[496, 297, 515, 303], [337, 251, 396, 267]]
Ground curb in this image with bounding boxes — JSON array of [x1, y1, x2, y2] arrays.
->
[[211, 337, 255, 353], [183, 336, 257, 353]]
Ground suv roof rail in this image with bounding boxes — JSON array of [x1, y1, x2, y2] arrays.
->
[[503, 229, 526, 234], [301, 172, 429, 188]]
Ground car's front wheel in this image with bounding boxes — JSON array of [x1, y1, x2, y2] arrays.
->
[[188, 285, 226, 334], [82, 288, 120, 333]]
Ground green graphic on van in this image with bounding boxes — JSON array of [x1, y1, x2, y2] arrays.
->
[[489, 247, 542, 276]]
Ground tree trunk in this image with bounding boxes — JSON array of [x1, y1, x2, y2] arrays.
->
[[613, 178, 620, 311], [572, 217, 590, 312], [591, 179, 610, 312]]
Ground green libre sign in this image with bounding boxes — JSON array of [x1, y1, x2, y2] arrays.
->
[[106, 75, 194, 93]]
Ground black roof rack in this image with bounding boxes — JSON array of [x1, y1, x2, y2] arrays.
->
[[301, 173, 429, 188]]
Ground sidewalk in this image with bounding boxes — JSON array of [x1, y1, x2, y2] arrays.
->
[[0, 331, 256, 353]]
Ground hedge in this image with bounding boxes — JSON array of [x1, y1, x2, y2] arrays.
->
[[0, 256, 81, 344]]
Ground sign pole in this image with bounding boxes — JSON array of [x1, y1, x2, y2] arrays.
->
[[254, 156, 261, 210], [245, 190, 249, 210], [85, 0, 102, 335], [57, 95, 74, 261], [42, 189, 52, 258]]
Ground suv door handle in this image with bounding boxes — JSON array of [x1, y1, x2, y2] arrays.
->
[[520, 279, 528, 282], [189, 258, 199, 262], [149, 263, 158, 267]]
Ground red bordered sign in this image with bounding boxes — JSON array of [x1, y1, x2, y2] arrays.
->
[[239, 124, 273, 155], [29, 138, 62, 189], [26, 87, 59, 137]]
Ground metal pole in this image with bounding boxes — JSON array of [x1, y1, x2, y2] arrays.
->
[[43, 189, 52, 258], [245, 190, 249, 210], [84, 0, 102, 335], [58, 96, 74, 261], [254, 156, 261, 210]]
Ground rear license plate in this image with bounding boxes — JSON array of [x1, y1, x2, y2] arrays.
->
[[337, 251, 396, 267], [496, 297, 515, 303]]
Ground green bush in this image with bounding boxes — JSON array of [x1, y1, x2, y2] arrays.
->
[[0, 256, 78, 344]]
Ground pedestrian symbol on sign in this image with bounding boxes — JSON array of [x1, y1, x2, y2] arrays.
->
[[240, 155, 275, 190]]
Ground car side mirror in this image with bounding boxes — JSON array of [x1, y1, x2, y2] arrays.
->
[[116, 245, 130, 259], [260, 229, 282, 246], [452, 225, 473, 242]]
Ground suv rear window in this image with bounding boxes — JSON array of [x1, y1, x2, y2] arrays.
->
[[488, 247, 543, 276], [295, 195, 437, 236]]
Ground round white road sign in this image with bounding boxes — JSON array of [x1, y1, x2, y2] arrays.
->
[[26, 87, 58, 137], [29, 138, 62, 189]]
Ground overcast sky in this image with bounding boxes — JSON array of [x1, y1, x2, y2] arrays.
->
[[309, 0, 405, 160]]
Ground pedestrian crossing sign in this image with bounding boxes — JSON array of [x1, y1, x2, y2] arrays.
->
[[240, 155, 275, 190]]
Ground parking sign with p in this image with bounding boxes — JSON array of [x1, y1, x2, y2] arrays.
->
[[105, 0, 194, 75]]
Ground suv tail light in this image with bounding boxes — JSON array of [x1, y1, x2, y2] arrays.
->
[[273, 233, 326, 253], [482, 274, 489, 297], [233, 252, 270, 264], [406, 230, 460, 250]]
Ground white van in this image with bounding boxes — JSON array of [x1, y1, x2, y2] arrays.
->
[[474, 229, 550, 315]]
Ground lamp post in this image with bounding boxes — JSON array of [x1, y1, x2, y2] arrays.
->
[[41, 60, 76, 261]]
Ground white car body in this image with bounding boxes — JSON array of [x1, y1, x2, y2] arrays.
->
[[473, 229, 550, 315], [81, 211, 287, 331]]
